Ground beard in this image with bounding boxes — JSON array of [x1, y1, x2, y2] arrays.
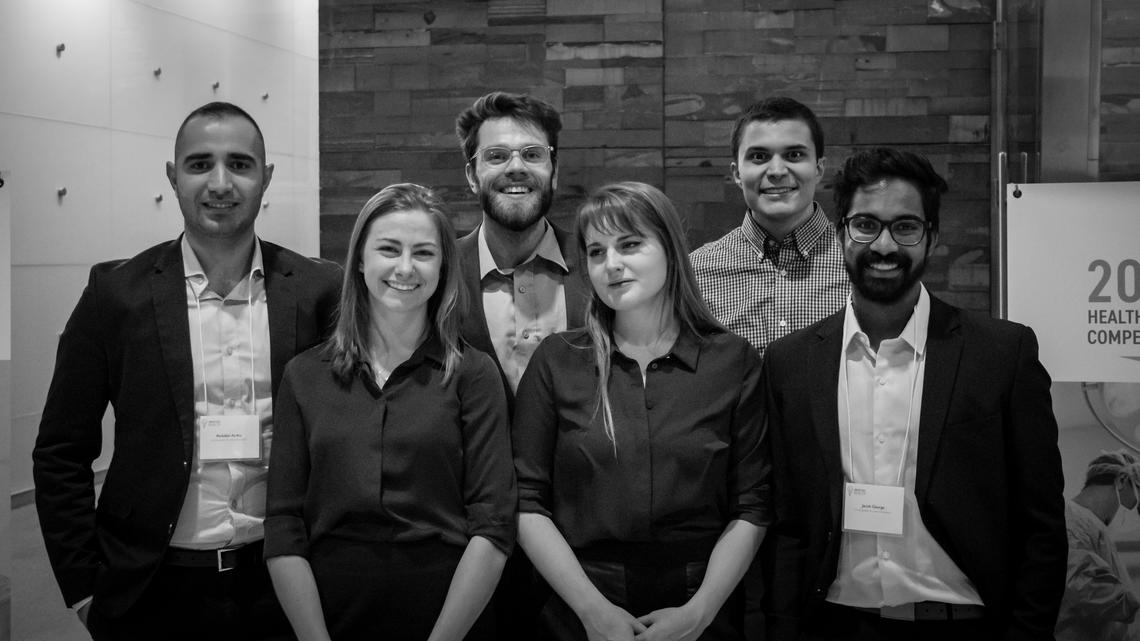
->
[[478, 178, 554, 232], [846, 249, 926, 304]]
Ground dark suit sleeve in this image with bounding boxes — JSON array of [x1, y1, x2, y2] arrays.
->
[[32, 267, 110, 607], [1003, 326, 1067, 641], [759, 345, 806, 639]]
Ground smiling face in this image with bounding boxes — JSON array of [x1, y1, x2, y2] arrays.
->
[[732, 118, 824, 239], [465, 117, 557, 232], [166, 115, 273, 244], [358, 209, 442, 321], [584, 224, 669, 316], [842, 177, 937, 307]]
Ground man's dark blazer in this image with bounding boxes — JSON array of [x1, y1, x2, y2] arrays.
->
[[457, 222, 588, 405], [761, 294, 1066, 641], [32, 237, 341, 619]]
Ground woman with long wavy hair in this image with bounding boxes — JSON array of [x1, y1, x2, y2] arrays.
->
[[264, 183, 516, 641], [513, 182, 770, 641]]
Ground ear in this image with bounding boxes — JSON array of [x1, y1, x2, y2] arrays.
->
[[730, 162, 741, 186], [551, 162, 559, 192], [165, 161, 177, 190], [262, 162, 275, 194], [815, 155, 827, 179], [926, 228, 940, 257], [465, 163, 478, 194]]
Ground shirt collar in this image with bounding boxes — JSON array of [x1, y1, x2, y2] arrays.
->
[[181, 234, 264, 297], [740, 202, 831, 261], [608, 325, 703, 372], [842, 285, 931, 356], [477, 219, 568, 278]]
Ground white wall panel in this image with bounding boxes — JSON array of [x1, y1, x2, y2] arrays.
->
[[110, 130, 184, 255], [0, 116, 113, 266], [11, 264, 114, 494], [294, 0, 319, 60], [294, 56, 320, 160], [0, 0, 111, 126], [110, 0, 225, 138], [227, 35, 295, 157], [133, 0, 294, 51]]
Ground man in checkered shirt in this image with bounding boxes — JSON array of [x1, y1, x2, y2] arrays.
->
[[691, 97, 849, 356]]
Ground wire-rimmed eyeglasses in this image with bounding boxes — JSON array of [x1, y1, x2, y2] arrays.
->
[[470, 145, 554, 166]]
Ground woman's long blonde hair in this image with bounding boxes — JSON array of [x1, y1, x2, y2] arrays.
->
[[574, 182, 723, 453]]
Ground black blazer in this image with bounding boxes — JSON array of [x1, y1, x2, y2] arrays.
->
[[457, 222, 588, 405], [32, 237, 341, 617], [761, 295, 1066, 640]]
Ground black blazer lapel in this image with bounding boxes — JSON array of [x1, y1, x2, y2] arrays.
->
[[457, 229, 500, 363], [552, 223, 587, 329], [808, 315, 846, 526], [262, 241, 298, 396], [150, 240, 197, 461], [915, 296, 964, 506]]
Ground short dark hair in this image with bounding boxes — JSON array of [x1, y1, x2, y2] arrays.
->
[[832, 147, 948, 233], [175, 102, 265, 156], [455, 92, 562, 168], [730, 96, 824, 161]]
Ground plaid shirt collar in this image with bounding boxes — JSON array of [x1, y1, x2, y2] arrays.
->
[[740, 202, 831, 263]]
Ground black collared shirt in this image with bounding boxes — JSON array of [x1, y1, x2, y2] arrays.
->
[[513, 327, 771, 549], [264, 336, 516, 558]]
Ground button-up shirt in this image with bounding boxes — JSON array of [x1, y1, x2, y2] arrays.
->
[[513, 327, 770, 549], [170, 235, 273, 549], [690, 204, 849, 356], [478, 221, 568, 393], [829, 286, 982, 608]]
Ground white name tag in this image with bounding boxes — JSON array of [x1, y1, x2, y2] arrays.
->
[[842, 482, 905, 536], [198, 415, 262, 462]]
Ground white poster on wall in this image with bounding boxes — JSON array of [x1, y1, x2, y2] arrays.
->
[[1007, 181, 1140, 383]]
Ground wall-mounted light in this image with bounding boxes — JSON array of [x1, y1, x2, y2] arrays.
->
[[57, 187, 68, 198], [212, 81, 220, 91], [262, 93, 269, 101], [155, 194, 163, 203], [56, 43, 66, 56], [154, 67, 162, 77], [262, 202, 269, 209]]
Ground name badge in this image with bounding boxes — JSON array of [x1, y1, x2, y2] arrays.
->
[[842, 482, 904, 536], [197, 415, 262, 462]]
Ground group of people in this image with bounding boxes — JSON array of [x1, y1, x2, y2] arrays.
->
[[31, 90, 1074, 641]]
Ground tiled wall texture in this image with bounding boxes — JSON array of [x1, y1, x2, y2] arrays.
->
[[319, 0, 998, 311], [1101, 0, 1140, 181]]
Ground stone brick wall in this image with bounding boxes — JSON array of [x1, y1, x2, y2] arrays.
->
[[1100, 0, 1140, 180], [319, 0, 998, 310]]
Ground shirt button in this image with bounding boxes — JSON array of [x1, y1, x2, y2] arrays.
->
[[518, 285, 527, 293], [877, 435, 886, 444], [877, 377, 886, 386], [779, 269, 788, 277], [778, 319, 787, 327], [225, 345, 234, 356], [650, 363, 659, 370], [522, 330, 530, 339], [881, 551, 891, 560]]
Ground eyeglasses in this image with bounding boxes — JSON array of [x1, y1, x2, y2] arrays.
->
[[842, 214, 931, 246], [471, 145, 554, 166]]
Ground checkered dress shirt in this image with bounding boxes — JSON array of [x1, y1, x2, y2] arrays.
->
[[690, 204, 850, 356]]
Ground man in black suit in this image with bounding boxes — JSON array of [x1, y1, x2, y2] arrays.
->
[[32, 102, 341, 640], [761, 148, 1066, 640], [453, 92, 587, 405]]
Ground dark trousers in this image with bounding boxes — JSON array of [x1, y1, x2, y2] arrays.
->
[[490, 549, 548, 641], [537, 545, 743, 641], [86, 560, 293, 641], [309, 537, 495, 641], [797, 602, 994, 641]]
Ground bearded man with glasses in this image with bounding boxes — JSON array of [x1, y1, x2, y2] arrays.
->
[[453, 91, 587, 640], [759, 147, 1066, 640]]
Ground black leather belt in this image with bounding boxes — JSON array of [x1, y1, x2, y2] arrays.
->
[[854, 601, 985, 621], [165, 540, 263, 572]]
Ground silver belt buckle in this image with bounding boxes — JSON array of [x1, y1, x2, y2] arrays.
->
[[216, 545, 240, 572], [879, 603, 915, 621]]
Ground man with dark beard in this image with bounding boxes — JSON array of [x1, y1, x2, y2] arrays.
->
[[454, 92, 587, 640], [454, 92, 587, 403], [758, 148, 1066, 640]]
